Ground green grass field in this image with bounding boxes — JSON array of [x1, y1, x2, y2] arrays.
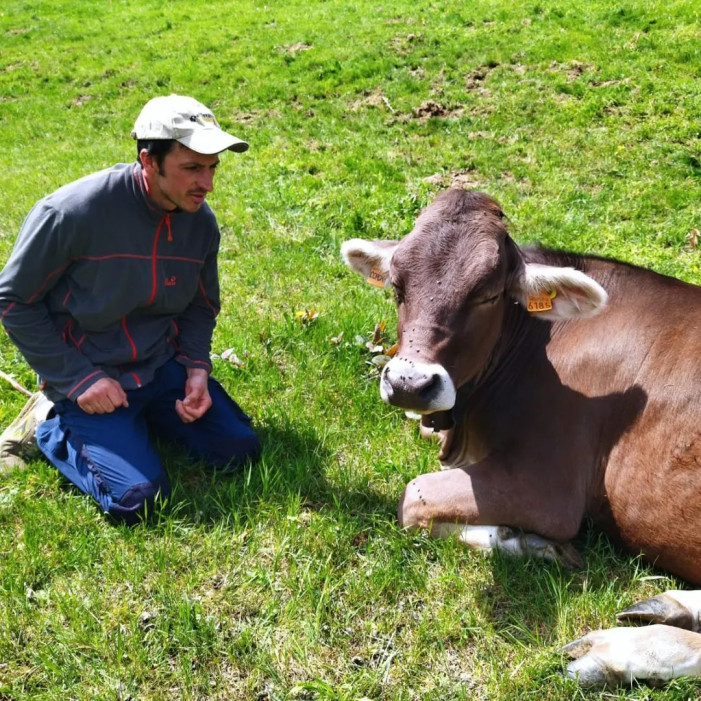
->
[[1, 1, 700, 698]]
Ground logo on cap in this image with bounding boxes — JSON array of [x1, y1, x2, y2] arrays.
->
[[190, 113, 217, 128]]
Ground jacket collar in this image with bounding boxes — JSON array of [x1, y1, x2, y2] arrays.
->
[[131, 162, 182, 219]]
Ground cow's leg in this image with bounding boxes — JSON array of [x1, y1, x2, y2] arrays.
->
[[562, 591, 701, 687], [398, 463, 585, 568], [562, 625, 701, 687]]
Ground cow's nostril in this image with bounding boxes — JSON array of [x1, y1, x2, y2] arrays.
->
[[417, 373, 439, 397]]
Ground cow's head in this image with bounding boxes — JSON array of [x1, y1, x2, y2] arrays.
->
[[342, 189, 608, 414]]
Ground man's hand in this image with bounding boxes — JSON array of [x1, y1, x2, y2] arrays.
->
[[77, 377, 129, 414], [175, 367, 212, 423]]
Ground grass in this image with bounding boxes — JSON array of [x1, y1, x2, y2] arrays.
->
[[1, 0, 700, 698]]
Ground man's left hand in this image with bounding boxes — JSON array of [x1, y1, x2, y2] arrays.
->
[[175, 368, 212, 423]]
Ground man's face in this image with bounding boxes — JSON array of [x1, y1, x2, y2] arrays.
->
[[141, 143, 220, 213]]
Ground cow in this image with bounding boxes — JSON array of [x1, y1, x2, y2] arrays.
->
[[341, 189, 701, 687]]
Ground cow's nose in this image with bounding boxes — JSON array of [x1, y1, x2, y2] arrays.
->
[[382, 361, 440, 407], [384, 368, 439, 398], [380, 357, 457, 412]]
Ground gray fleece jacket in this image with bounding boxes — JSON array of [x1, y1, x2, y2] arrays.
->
[[0, 162, 221, 402]]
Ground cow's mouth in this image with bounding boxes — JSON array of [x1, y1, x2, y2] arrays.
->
[[420, 410, 455, 432]]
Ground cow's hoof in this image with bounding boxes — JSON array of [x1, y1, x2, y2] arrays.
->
[[616, 591, 699, 631], [561, 634, 616, 687], [552, 541, 585, 570], [517, 531, 584, 569]]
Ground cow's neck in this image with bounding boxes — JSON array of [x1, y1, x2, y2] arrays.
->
[[427, 302, 554, 464]]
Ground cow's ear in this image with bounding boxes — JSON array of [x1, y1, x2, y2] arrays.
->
[[511, 263, 608, 320], [341, 239, 398, 288]]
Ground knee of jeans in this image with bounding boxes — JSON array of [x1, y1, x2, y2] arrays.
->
[[109, 476, 171, 525], [215, 430, 262, 470], [238, 431, 262, 464]]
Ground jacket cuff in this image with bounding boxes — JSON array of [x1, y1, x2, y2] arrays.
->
[[175, 354, 212, 374], [66, 369, 110, 402]]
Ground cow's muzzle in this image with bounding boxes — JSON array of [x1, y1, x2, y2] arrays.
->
[[380, 358, 456, 412]]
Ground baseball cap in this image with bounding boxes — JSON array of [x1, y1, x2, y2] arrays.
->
[[131, 94, 249, 154]]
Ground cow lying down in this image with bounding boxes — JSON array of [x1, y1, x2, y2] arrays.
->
[[341, 189, 701, 687]]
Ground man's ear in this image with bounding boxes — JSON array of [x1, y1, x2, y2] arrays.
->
[[510, 262, 608, 320], [139, 148, 155, 172], [341, 239, 399, 288]]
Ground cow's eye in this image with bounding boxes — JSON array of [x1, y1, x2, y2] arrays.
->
[[479, 294, 500, 305], [393, 285, 405, 305]]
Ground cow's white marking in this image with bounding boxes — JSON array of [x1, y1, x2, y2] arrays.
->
[[431, 523, 583, 568], [380, 358, 456, 411]]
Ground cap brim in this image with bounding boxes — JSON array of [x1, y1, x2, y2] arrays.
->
[[177, 129, 249, 155]]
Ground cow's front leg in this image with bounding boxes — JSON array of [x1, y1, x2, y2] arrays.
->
[[398, 464, 585, 568], [562, 625, 701, 687]]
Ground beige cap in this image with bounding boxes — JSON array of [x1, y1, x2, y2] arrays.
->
[[131, 94, 248, 154]]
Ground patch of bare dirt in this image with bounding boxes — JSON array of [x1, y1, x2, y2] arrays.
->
[[411, 100, 465, 123], [3, 60, 38, 73], [386, 17, 417, 26], [390, 33, 423, 55], [237, 109, 282, 124], [589, 77, 633, 88], [465, 63, 499, 97], [280, 42, 313, 55], [423, 170, 484, 189], [465, 65, 493, 89], [351, 89, 395, 113], [548, 59, 595, 81], [70, 95, 92, 108]]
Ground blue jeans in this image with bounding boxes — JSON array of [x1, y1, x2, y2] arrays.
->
[[35, 358, 261, 524]]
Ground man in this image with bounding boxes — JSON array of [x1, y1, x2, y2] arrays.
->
[[0, 94, 261, 523]]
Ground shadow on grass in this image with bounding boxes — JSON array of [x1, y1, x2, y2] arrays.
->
[[476, 518, 680, 649], [158, 418, 399, 529]]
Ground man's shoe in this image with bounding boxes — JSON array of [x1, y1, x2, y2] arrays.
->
[[0, 392, 53, 470]]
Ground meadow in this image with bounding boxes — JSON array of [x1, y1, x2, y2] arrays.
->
[[0, 0, 700, 698]]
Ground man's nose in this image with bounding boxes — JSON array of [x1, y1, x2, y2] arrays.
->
[[198, 170, 215, 192]]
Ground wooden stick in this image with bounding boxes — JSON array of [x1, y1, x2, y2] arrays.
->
[[0, 370, 33, 397]]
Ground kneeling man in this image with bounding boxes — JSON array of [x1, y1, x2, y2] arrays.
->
[[0, 94, 261, 523]]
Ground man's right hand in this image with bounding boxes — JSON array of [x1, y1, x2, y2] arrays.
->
[[77, 378, 129, 414]]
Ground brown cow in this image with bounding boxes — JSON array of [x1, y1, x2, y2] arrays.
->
[[341, 189, 701, 686]]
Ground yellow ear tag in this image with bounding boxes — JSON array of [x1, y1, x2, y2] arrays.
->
[[366, 265, 386, 288], [526, 288, 557, 313]]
